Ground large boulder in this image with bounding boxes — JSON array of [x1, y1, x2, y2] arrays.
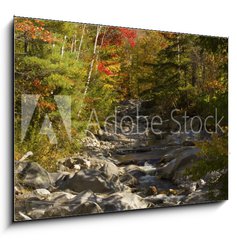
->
[[15, 161, 53, 189], [122, 165, 147, 178], [56, 169, 120, 193], [98, 161, 120, 179], [100, 191, 152, 212], [157, 147, 200, 179], [183, 190, 215, 204]]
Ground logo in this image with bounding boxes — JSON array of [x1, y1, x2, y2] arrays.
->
[[21, 94, 71, 144]]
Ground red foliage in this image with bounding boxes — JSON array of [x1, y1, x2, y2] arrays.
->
[[118, 28, 137, 47], [99, 27, 122, 47], [99, 27, 137, 48], [97, 27, 137, 77], [98, 62, 113, 75], [33, 79, 41, 87]]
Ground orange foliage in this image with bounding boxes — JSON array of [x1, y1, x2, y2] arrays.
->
[[38, 101, 56, 111], [15, 18, 55, 43]]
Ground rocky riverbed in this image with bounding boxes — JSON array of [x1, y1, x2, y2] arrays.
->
[[14, 100, 226, 221]]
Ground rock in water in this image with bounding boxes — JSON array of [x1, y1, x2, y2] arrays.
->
[[119, 173, 138, 187], [157, 147, 200, 179]]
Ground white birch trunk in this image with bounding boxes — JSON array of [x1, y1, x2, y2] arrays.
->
[[94, 28, 107, 72], [78, 25, 101, 117], [71, 35, 76, 52], [61, 35, 67, 58], [76, 24, 86, 60]]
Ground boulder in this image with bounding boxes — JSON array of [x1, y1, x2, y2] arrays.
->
[[71, 201, 103, 215], [67, 190, 97, 205], [99, 162, 119, 179], [57, 156, 91, 172], [28, 209, 45, 219], [119, 173, 138, 187], [15, 161, 52, 189], [122, 165, 147, 179], [34, 189, 51, 198], [44, 206, 71, 218], [101, 191, 152, 212], [145, 194, 185, 206], [100, 132, 119, 142], [183, 190, 213, 204], [159, 153, 175, 164], [157, 147, 200, 179], [56, 169, 119, 193], [47, 191, 76, 203]]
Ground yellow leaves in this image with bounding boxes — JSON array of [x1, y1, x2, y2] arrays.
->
[[107, 63, 121, 73], [205, 79, 227, 93], [103, 83, 114, 90]]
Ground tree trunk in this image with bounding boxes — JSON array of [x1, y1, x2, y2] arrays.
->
[[76, 24, 86, 60], [78, 25, 101, 117], [93, 28, 107, 78], [61, 35, 67, 58], [177, 35, 181, 79], [191, 53, 197, 86], [201, 49, 206, 88], [71, 34, 76, 53], [24, 32, 28, 54]]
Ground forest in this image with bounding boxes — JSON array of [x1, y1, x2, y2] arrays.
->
[[14, 17, 228, 221]]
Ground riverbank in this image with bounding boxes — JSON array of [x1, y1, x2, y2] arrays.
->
[[14, 100, 227, 221]]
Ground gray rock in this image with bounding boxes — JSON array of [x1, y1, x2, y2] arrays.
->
[[56, 169, 119, 193], [101, 191, 152, 212], [15, 161, 52, 189], [183, 190, 212, 204], [34, 189, 51, 198], [159, 153, 175, 164], [99, 162, 119, 179], [67, 190, 96, 205], [100, 132, 118, 142], [28, 209, 45, 219], [119, 173, 138, 187], [47, 191, 76, 203], [157, 147, 200, 179], [57, 156, 91, 172], [44, 206, 71, 218], [123, 165, 147, 178], [71, 201, 103, 215], [145, 194, 185, 206]]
